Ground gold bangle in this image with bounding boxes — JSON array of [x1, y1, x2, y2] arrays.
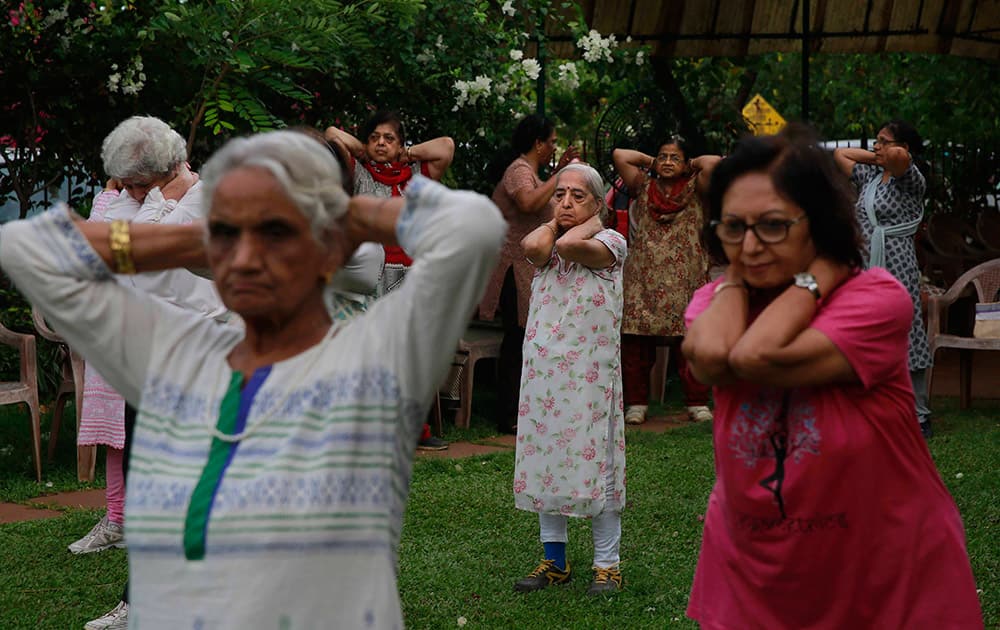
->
[[543, 223, 558, 237], [713, 280, 746, 297], [109, 219, 136, 274]]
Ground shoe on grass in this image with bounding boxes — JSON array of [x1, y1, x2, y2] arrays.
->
[[68, 515, 125, 554], [587, 565, 623, 596], [687, 405, 713, 422], [624, 405, 647, 425], [416, 435, 449, 451], [920, 420, 933, 439], [84, 600, 128, 630], [513, 559, 572, 592]]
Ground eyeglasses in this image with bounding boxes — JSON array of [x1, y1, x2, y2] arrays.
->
[[368, 132, 398, 144], [656, 153, 685, 163], [873, 137, 901, 147], [711, 216, 808, 244]]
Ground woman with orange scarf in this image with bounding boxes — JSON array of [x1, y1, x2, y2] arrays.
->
[[612, 137, 720, 424]]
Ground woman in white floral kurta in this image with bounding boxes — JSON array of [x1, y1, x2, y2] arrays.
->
[[512, 164, 628, 597]]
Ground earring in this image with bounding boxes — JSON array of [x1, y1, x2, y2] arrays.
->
[[323, 270, 334, 284]]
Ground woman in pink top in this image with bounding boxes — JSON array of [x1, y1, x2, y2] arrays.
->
[[682, 129, 982, 629]]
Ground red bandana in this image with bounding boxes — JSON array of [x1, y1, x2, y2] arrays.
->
[[361, 160, 414, 196], [646, 174, 696, 221]]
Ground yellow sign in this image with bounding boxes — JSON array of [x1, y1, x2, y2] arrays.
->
[[742, 94, 786, 136]]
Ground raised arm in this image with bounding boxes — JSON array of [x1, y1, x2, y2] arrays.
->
[[407, 136, 455, 181], [691, 154, 722, 194], [555, 214, 615, 269], [682, 269, 750, 386], [882, 146, 913, 179], [324, 126, 366, 162], [726, 257, 857, 387], [833, 147, 875, 178], [521, 217, 559, 267], [612, 148, 652, 194]]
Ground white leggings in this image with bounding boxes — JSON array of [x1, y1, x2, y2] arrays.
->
[[537, 416, 621, 569]]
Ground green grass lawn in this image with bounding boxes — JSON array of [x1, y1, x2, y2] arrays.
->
[[0, 392, 997, 628]]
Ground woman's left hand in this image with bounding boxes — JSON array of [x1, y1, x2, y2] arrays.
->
[[807, 256, 852, 298]]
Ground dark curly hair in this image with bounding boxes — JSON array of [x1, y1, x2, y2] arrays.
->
[[703, 125, 865, 270]]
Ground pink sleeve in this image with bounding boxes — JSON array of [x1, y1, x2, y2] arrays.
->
[[503, 161, 537, 200], [684, 278, 723, 328], [810, 269, 912, 389], [88, 190, 120, 223], [593, 229, 627, 270]]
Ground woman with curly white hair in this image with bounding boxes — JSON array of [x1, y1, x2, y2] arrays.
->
[[1, 130, 505, 628]]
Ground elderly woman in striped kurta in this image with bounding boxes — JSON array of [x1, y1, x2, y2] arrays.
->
[[0, 130, 505, 629]]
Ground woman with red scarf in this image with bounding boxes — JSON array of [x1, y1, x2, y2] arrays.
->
[[325, 111, 455, 451], [612, 137, 720, 424], [325, 110, 455, 288]]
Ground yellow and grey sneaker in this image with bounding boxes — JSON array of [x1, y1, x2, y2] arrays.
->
[[586, 565, 623, 596], [513, 559, 572, 592]]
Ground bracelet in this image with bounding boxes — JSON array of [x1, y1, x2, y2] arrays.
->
[[713, 280, 746, 297], [109, 220, 136, 274], [543, 223, 558, 237], [405, 146, 412, 162]]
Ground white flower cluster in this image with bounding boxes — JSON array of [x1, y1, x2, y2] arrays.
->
[[557, 62, 580, 89], [509, 49, 523, 61], [635, 50, 645, 66], [521, 58, 541, 80], [41, 5, 69, 28], [576, 29, 617, 63], [107, 55, 146, 96], [501, 1, 516, 17], [453, 75, 493, 110]]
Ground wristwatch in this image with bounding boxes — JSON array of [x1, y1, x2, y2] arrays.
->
[[793, 272, 821, 300]]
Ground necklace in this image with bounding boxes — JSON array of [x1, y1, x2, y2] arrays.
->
[[205, 321, 343, 443]]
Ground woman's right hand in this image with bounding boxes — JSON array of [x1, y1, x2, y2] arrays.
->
[[555, 145, 580, 171]]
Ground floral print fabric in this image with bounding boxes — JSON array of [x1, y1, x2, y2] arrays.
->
[[513, 229, 628, 518], [622, 174, 709, 336]]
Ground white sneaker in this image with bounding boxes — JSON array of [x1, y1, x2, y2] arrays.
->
[[68, 515, 125, 554], [624, 405, 647, 425], [84, 601, 128, 630], [687, 405, 713, 422]]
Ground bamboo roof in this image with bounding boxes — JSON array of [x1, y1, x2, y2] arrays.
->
[[542, 0, 1000, 60]]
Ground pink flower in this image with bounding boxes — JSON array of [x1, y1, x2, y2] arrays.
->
[[592, 411, 602, 422], [534, 499, 544, 510], [552, 323, 561, 335], [547, 369, 555, 377], [575, 276, 586, 287], [542, 294, 552, 305], [567, 380, 577, 391], [592, 292, 606, 306], [542, 397, 555, 411], [560, 504, 574, 515], [599, 461, 608, 474], [582, 446, 597, 461], [585, 369, 598, 383], [564, 427, 577, 438], [518, 401, 530, 417], [542, 473, 554, 487], [591, 487, 601, 499], [558, 361, 570, 373], [577, 335, 587, 343], [566, 350, 580, 362], [536, 421, 549, 434], [537, 347, 548, 358], [597, 335, 609, 347], [527, 368, 536, 380], [574, 304, 584, 316], [556, 438, 568, 448], [526, 327, 536, 341], [514, 479, 527, 493], [524, 444, 536, 456], [557, 274, 568, 286]]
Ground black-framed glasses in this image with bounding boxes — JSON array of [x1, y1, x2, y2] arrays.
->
[[711, 216, 808, 245]]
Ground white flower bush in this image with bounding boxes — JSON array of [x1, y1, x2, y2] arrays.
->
[[576, 28, 617, 63], [107, 55, 146, 96], [556, 62, 580, 89], [452, 74, 493, 110], [509, 49, 523, 61], [521, 58, 541, 80], [501, 0, 516, 17]]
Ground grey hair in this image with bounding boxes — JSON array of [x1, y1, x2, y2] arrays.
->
[[556, 163, 610, 223], [200, 130, 350, 243], [101, 116, 188, 180]]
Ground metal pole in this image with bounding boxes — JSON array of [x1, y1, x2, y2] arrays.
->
[[536, 30, 546, 118], [801, 0, 810, 122]]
